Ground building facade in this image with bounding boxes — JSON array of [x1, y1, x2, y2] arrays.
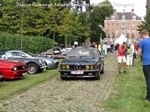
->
[[104, 9, 143, 41]]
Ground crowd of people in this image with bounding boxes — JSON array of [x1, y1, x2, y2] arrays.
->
[[90, 42, 115, 56], [90, 40, 139, 75], [90, 30, 150, 102], [90, 41, 139, 64]]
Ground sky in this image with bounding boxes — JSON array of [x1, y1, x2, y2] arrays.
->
[[90, 0, 147, 19]]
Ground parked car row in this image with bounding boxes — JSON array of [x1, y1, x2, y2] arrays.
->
[[39, 48, 72, 58], [0, 47, 105, 81], [0, 50, 59, 81]]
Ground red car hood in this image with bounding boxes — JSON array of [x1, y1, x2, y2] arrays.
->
[[0, 60, 25, 66]]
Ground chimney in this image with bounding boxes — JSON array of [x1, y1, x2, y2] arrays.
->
[[114, 9, 116, 13], [131, 9, 134, 13]]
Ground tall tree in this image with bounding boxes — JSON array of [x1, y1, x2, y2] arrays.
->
[[90, 0, 113, 42], [57, 9, 89, 47], [138, 12, 150, 33]]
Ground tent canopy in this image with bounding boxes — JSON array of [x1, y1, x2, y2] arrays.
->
[[115, 34, 127, 45]]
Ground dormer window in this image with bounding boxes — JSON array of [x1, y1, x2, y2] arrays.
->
[[111, 16, 115, 20], [132, 16, 136, 20], [122, 15, 125, 20]]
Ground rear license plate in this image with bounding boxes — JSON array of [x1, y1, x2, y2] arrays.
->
[[22, 72, 27, 76], [71, 71, 84, 74]]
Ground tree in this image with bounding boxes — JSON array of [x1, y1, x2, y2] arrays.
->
[[138, 13, 150, 33], [90, 0, 113, 42], [57, 9, 89, 47]]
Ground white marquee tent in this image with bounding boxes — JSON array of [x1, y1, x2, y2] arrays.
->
[[115, 34, 127, 45]]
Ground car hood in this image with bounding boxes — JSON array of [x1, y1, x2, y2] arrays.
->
[[0, 60, 25, 66], [34, 56, 58, 63], [61, 58, 98, 64]]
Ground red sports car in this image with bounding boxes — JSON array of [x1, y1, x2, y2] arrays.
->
[[0, 60, 28, 81]]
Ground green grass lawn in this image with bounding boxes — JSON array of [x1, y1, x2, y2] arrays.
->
[[0, 69, 59, 100], [104, 57, 150, 112]]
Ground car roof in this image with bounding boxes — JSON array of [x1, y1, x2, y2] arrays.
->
[[72, 47, 96, 50], [6, 50, 22, 52]]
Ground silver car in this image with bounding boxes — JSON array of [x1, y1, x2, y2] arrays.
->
[[5, 50, 59, 70]]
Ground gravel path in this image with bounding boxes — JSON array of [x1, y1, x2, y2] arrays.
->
[[0, 55, 117, 112]]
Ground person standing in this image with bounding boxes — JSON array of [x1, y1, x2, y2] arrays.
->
[[134, 42, 139, 58], [130, 42, 135, 66], [102, 43, 107, 56], [117, 42, 128, 74], [94, 43, 98, 49], [138, 30, 150, 102], [98, 43, 102, 54], [126, 45, 133, 66], [110, 43, 114, 54], [115, 43, 119, 57]]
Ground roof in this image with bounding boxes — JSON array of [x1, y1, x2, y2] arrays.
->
[[106, 12, 142, 20]]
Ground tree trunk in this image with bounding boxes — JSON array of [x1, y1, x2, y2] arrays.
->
[[64, 36, 68, 48], [85, 1, 90, 47]]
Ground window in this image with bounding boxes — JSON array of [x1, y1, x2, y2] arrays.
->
[[127, 30, 130, 34], [117, 23, 119, 26], [132, 29, 136, 34], [112, 29, 114, 34], [112, 23, 115, 26], [106, 23, 109, 27], [132, 23, 135, 26], [132, 16, 136, 20], [122, 29, 126, 34], [111, 16, 115, 20], [122, 23, 125, 27], [106, 29, 109, 34], [116, 30, 119, 35], [11, 52, 26, 57], [128, 23, 130, 26], [122, 15, 125, 20]]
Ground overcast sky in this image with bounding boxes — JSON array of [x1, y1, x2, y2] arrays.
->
[[90, 0, 146, 18]]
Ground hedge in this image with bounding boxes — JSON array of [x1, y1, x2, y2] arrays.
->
[[0, 32, 53, 53]]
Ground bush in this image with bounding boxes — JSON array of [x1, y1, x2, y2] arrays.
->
[[0, 32, 53, 53]]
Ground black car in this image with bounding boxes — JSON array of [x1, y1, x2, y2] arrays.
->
[[59, 47, 104, 80]]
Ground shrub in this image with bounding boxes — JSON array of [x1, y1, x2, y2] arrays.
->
[[0, 32, 53, 53]]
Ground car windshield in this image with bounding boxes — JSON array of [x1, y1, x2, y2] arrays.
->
[[47, 49, 53, 52], [23, 51, 36, 57], [66, 48, 99, 58]]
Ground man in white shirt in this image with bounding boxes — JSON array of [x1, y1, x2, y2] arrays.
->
[[102, 43, 108, 56], [130, 42, 135, 66]]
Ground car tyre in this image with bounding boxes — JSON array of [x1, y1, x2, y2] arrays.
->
[[0, 73, 3, 81], [96, 71, 100, 80], [39, 69, 44, 73], [27, 63, 39, 74], [60, 76, 67, 80], [100, 66, 104, 74]]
